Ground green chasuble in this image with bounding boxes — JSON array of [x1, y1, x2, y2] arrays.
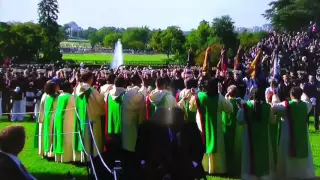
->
[[107, 93, 125, 134], [43, 95, 56, 153], [269, 115, 280, 164], [152, 93, 168, 110], [244, 101, 271, 177], [54, 93, 71, 154], [197, 92, 219, 154], [73, 88, 93, 152], [179, 95, 196, 122], [287, 100, 309, 158], [222, 98, 238, 173]]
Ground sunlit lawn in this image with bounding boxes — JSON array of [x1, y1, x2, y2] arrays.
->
[[62, 53, 168, 65], [0, 116, 319, 180]]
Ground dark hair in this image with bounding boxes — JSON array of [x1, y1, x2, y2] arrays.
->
[[60, 80, 73, 94], [80, 70, 93, 82], [130, 72, 142, 86], [163, 76, 171, 88], [207, 78, 219, 97], [0, 126, 26, 156], [44, 80, 57, 96], [249, 87, 265, 121], [114, 77, 126, 88], [106, 74, 116, 84], [156, 77, 166, 88], [290, 86, 303, 100], [270, 79, 278, 87], [198, 75, 210, 91], [184, 78, 193, 89]]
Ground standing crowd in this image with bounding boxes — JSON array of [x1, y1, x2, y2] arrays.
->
[[0, 28, 319, 180]]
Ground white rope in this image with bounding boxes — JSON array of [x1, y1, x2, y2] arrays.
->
[[2, 108, 76, 115], [87, 119, 113, 173], [74, 107, 115, 175], [76, 131, 99, 180], [33, 132, 78, 137]]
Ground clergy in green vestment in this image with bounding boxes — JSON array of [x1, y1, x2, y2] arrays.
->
[[53, 81, 75, 163], [73, 70, 105, 160], [105, 77, 126, 151], [38, 80, 59, 158], [272, 87, 315, 179], [121, 73, 147, 180], [221, 85, 243, 175], [189, 78, 233, 174], [148, 77, 176, 118], [237, 87, 276, 180], [177, 78, 196, 122]]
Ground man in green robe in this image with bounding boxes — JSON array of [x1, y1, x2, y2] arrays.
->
[[189, 78, 233, 174], [272, 87, 315, 179], [148, 77, 176, 120], [236, 87, 276, 179], [105, 77, 126, 151], [73, 70, 105, 160], [177, 78, 196, 122], [221, 85, 242, 175]]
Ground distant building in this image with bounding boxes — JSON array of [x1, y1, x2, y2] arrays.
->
[[67, 21, 81, 32]]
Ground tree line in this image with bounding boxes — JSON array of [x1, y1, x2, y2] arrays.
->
[[0, 0, 318, 64]]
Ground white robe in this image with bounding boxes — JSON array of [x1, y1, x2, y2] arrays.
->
[[149, 89, 176, 109], [121, 86, 146, 152], [189, 93, 233, 174], [272, 95, 315, 180], [237, 100, 276, 180]]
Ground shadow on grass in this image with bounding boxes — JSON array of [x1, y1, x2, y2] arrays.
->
[[33, 172, 88, 180]]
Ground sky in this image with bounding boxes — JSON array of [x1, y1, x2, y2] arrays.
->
[[0, 0, 273, 31]]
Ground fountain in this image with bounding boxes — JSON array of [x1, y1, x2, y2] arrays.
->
[[110, 39, 124, 69]]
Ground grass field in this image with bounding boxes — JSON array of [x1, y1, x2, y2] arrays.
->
[[0, 117, 319, 180], [63, 53, 168, 65]]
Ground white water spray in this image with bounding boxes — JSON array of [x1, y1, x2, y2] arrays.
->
[[110, 39, 123, 69]]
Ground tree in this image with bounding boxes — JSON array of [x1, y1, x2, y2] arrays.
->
[[121, 27, 150, 50], [0, 22, 44, 62], [212, 15, 238, 57], [83, 27, 97, 39], [103, 33, 122, 48], [264, 0, 320, 30], [38, 0, 61, 62], [160, 26, 186, 58], [185, 20, 214, 54], [96, 27, 117, 43], [89, 33, 100, 48], [238, 30, 268, 50], [149, 29, 163, 53]]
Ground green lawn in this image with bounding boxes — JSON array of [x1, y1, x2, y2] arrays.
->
[[62, 53, 168, 65], [0, 117, 319, 180]]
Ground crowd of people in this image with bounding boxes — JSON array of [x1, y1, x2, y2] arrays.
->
[[0, 28, 319, 180]]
